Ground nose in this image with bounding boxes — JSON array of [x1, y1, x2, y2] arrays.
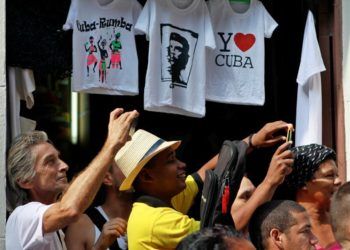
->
[[178, 159, 186, 170], [59, 159, 69, 172], [309, 232, 319, 247], [334, 176, 342, 187]]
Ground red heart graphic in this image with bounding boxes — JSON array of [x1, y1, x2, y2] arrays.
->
[[234, 33, 256, 52]]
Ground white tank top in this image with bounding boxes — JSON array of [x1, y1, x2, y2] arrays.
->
[[93, 206, 127, 250]]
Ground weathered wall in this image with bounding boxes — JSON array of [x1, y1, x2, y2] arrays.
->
[[0, 0, 6, 247], [343, 0, 350, 180]]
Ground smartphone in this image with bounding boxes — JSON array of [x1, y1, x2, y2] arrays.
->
[[129, 117, 138, 136], [286, 126, 293, 145]]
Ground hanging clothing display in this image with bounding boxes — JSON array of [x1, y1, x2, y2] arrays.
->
[[295, 11, 325, 146], [63, 0, 142, 95], [206, 0, 277, 105], [136, 0, 216, 118], [8, 67, 37, 139]]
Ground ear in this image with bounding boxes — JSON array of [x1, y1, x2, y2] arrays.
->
[[17, 180, 34, 190], [270, 228, 284, 249], [103, 171, 114, 186], [138, 169, 155, 184]]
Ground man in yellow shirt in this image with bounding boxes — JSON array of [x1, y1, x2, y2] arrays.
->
[[115, 121, 293, 250]]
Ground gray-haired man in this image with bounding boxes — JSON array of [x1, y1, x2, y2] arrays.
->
[[6, 108, 138, 249]]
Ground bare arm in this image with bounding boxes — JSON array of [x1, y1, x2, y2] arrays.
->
[[43, 108, 139, 233], [65, 214, 95, 250], [231, 141, 294, 230], [196, 154, 218, 181], [197, 121, 292, 182]]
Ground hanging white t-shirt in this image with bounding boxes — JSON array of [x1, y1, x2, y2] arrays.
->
[[295, 11, 325, 146], [135, 0, 216, 118], [6, 202, 67, 250], [8, 67, 37, 139], [206, 0, 277, 105], [64, 0, 142, 95]]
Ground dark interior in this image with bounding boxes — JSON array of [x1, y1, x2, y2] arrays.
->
[[6, 0, 331, 211]]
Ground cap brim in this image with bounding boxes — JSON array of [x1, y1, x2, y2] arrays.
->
[[119, 140, 181, 191]]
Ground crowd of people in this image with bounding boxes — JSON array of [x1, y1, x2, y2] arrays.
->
[[5, 107, 348, 250]]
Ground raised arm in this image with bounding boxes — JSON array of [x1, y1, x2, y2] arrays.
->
[[242, 120, 292, 153], [43, 108, 139, 233], [197, 121, 292, 182], [196, 154, 218, 182], [231, 141, 294, 231]]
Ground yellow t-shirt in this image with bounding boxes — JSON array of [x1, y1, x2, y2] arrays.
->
[[127, 175, 201, 250]]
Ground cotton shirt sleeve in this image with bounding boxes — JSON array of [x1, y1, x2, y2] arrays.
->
[[204, 4, 216, 49], [63, 0, 78, 30], [133, 0, 144, 35], [135, 0, 151, 39], [6, 202, 56, 249], [262, 3, 278, 38]]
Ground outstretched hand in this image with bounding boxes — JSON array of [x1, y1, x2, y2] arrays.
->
[[251, 121, 293, 148]]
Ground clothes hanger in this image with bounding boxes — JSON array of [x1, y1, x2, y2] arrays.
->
[[97, 0, 114, 6]]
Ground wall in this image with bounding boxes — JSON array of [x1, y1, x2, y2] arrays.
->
[[343, 0, 350, 180], [0, 0, 6, 247]]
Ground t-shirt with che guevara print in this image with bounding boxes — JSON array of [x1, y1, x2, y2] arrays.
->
[[135, 0, 216, 118], [63, 0, 142, 95], [206, 0, 278, 105]]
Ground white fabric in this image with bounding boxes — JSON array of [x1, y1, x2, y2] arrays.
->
[[93, 206, 127, 250], [206, 0, 277, 105], [8, 67, 37, 139], [6, 202, 67, 250], [295, 11, 325, 146], [64, 0, 142, 95], [136, 0, 216, 117], [20, 117, 37, 134]]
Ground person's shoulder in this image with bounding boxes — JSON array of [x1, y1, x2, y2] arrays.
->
[[68, 213, 94, 229], [6, 202, 51, 232], [9, 202, 50, 218], [65, 213, 95, 248]]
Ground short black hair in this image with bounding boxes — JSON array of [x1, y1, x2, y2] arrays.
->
[[176, 224, 243, 250], [170, 32, 189, 53], [249, 200, 306, 250]]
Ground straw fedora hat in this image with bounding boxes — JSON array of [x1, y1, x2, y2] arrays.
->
[[115, 129, 181, 191]]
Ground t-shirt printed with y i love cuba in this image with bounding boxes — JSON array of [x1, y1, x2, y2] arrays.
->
[[206, 0, 278, 105]]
